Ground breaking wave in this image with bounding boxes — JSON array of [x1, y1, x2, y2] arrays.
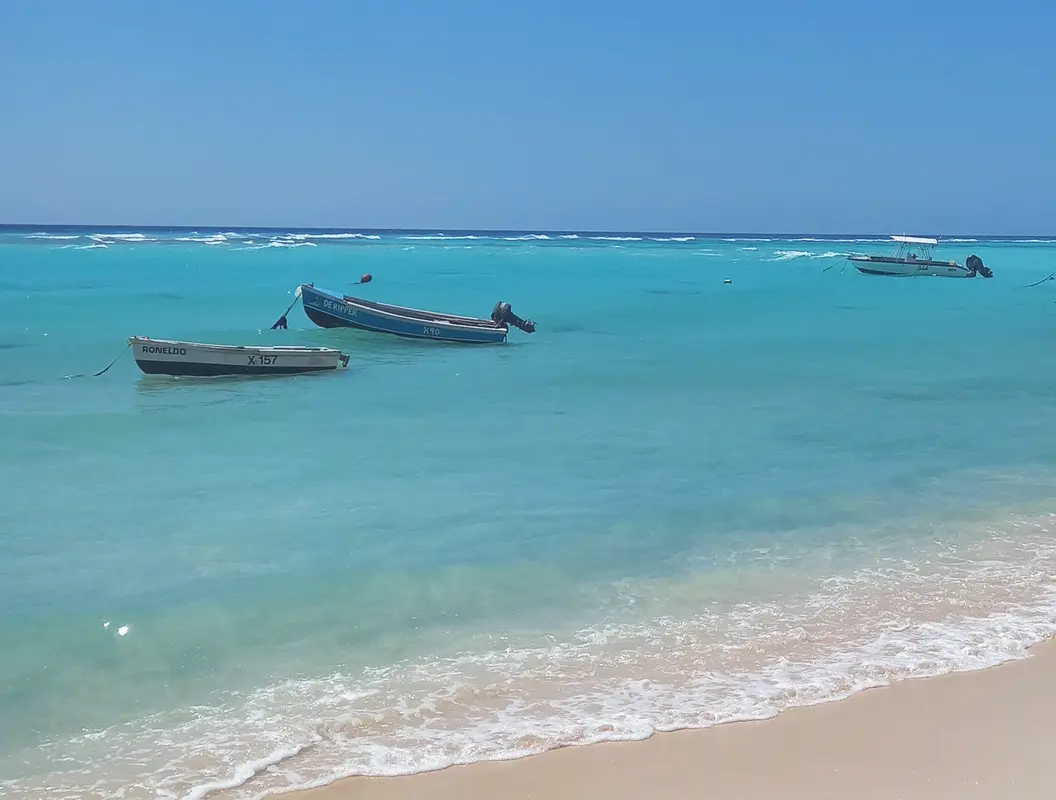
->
[[8, 516, 1056, 800], [771, 250, 844, 261]]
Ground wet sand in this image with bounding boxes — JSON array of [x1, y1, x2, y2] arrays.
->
[[292, 639, 1056, 800]]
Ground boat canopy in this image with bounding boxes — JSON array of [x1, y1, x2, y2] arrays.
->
[[891, 235, 938, 245]]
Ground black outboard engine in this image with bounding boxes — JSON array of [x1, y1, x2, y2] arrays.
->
[[491, 301, 536, 333], [965, 254, 993, 278]]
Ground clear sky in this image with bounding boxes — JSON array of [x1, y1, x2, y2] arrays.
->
[[1, 0, 1053, 233]]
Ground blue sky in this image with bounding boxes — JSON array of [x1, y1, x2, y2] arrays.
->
[[1, 0, 1053, 233]]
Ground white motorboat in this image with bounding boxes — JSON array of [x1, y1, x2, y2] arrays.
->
[[847, 236, 992, 278]]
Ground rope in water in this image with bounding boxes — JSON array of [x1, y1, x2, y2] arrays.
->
[[93, 341, 131, 375], [66, 341, 131, 379], [822, 255, 847, 273], [1021, 272, 1055, 288]]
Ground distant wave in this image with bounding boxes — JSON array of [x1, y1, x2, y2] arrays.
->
[[242, 240, 318, 250], [90, 233, 151, 243], [288, 233, 381, 241], [771, 250, 844, 261], [399, 235, 483, 241], [173, 235, 230, 245], [5, 229, 1055, 252]]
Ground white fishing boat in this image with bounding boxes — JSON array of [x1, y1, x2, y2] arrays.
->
[[847, 236, 993, 278], [130, 336, 349, 377]]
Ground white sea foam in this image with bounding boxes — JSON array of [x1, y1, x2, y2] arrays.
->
[[174, 235, 230, 245], [184, 742, 319, 800], [287, 233, 382, 241], [9, 232, 1023, 250], [771, 250, 812, 261], [771, 250, 844, 261], [237, 240, 319, 250], [399, 235, 482, 241], [9, 519, 1056, 800], [89, 233, 151, 243]]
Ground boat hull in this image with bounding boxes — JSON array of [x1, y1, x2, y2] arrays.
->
[[131, 337, 348, 377], [848, 256, 974, 278], [299, 284, 509, 344]]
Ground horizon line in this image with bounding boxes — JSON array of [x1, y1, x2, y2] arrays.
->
[[0, 223, 1051, 239]]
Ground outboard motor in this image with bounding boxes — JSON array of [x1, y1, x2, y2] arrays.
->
[[491, 301, 536, 333], [965, 254, 993, 278]]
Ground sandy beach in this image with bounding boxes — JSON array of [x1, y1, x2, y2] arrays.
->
[[294, 638, 1056, 800]]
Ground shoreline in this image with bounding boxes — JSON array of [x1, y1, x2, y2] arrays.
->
[[290, 637, 1056, 800]]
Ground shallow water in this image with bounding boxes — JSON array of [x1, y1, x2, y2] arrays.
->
[[2, 228, 1056, 798]]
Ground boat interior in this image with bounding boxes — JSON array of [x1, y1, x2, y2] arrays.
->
[[335, 292, 503, 329]]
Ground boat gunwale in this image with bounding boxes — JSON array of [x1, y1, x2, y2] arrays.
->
[[303, 304, 506, 343], [302, 285, 508, 333], [847, 254, 963, 268], [129, 336, 344, 355]]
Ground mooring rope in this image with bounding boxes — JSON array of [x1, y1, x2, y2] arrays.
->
[[1021, 272, 1055, 288], [822, 254, 847, 273], [66, 341, 131, 379]]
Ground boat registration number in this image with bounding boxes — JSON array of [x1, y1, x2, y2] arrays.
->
[[422, 326, 442, 337], [248, 354, 279, 366]]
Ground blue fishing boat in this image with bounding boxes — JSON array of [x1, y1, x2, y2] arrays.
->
[[296, 283, 536, 344]]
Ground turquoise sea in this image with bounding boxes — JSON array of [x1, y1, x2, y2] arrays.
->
[[3, 227, 1056, 799]]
